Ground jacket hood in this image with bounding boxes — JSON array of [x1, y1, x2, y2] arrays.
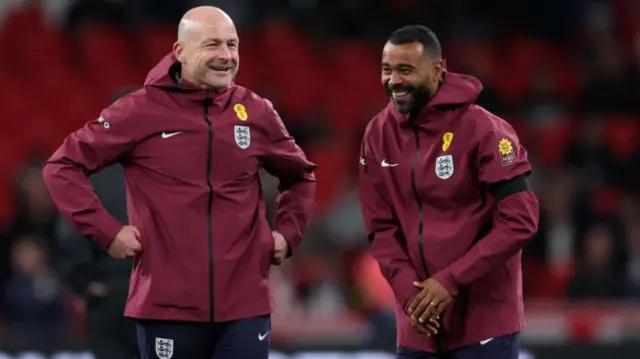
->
[[428, 72, 483, 107], [144, 53, 183, 89], [143, 53, 235, 103]]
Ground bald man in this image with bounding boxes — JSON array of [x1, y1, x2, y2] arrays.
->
[[43, 7, 316, 359]]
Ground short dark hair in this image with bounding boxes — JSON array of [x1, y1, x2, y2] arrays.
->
[[387, 25, 442, 59]]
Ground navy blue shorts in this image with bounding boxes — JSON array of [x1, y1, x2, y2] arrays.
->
[[136, 315, 270, 359], [397, 332, 521, 359]]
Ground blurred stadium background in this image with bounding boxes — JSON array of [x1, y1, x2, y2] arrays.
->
[[0, 0, 639, 358]]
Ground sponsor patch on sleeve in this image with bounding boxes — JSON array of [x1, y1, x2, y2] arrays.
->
[[498, 138, 516, 166]]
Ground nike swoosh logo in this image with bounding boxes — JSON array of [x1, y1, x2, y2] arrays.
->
[[480, 338, 494, 345], [258, 331, 269, 341], [161, 131, 182, 139], [381, 160, 399, 167]]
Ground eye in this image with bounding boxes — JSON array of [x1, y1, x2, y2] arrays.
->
[[382, 67, 392, 74], [400, 68, 412, 75]]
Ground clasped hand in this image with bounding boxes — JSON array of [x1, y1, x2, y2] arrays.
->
[[407, 278, 452, 336]]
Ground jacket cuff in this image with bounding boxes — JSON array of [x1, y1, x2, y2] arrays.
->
[[275, 224, 299, 258], [94, 215, 124, 250], [432, 271, 459, 297]]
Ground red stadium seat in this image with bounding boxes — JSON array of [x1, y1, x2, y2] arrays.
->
[[611, 0, 638, 58], [499, 37, 578, 103], [591, 186, 622, 216], [445, 39, 499, 86], [527, 118, 573, 166], [140, 24, 176, 69], [504, 116, 530, 147], [328, 40, 386, 133], [259, 20, 326, 118], [0, 8, 48, 64], [305, 139, 352, 213], [602, 115, 639, 161], [79, 24, 143, 103], [233, 29, 268, 90]]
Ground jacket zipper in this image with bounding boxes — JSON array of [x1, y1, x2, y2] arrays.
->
[[410, 127, 429, 278], [411, 126, 444, 353], [203, 98, 214, 322]]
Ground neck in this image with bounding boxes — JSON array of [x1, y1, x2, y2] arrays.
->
[[409, 82, 441, 120], [178, 69, 205, 89]]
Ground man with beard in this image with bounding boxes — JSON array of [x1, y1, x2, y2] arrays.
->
[[43, 6, 316, 359], [357, 25, 539, 359]]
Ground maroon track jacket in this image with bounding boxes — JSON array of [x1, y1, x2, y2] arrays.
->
[[43, 54, 316, 322], [358, 72, 539, 352]]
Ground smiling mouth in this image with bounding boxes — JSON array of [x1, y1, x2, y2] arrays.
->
[[392, 90, 411, 100], [210, 66, 232, 74]]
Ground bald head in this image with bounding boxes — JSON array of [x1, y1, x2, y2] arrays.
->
[[173, 6, 240, 91], [177, 6, 235, 42]]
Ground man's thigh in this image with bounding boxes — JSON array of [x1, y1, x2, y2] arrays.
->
[[212, 314, 271, 359], [136, 319, 213, 359], [451, 333, 521, 359], [396, 346, 443, 359]]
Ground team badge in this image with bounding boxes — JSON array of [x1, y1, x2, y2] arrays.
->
[[234, 125, 251, 149], [498, 138, 516, 166], [435, 155, 454, 180], [442, 132, 454, 152], [155, 338, 174, 359]]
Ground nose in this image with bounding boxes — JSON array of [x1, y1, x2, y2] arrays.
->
[[388, 71, 404, 87], [217, 44, 232, 61]]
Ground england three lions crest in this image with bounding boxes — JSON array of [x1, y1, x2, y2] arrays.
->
[[435, 155, 454, 180], [155, 337, 174, 359], [234, 125, 251, 149]]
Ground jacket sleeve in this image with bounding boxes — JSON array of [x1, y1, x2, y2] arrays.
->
[[42, 98, 139, 251], [432, 116, 539, 296], [259, 101, 316, 256], [358, 139, 420, 312]]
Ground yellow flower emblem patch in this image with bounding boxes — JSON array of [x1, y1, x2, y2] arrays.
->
[[498, 138, 517, 166], [498, 138, 513, 156]]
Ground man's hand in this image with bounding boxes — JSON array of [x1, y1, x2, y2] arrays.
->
[[271, 231, 289, 265], [411, 314, 440, 337], [108, 226, 142, 259], [408, 278, 452, 327]]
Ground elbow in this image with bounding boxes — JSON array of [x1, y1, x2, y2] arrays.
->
[[499, 190, 539, 244], [282, 175, 316, 194], [42, 162, 57, 188], [42, 160, 81, 191], [515, 191, 540, 242], [42, 162, 66, 198], [277, 170, 316, 192], [518, 215, 538, 245]]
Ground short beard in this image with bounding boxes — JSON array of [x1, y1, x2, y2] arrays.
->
[[387, 84, 432, 115]]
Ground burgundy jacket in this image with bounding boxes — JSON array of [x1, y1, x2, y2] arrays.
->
[[43, 54, 316, 322], [358, 72, 539, 351]]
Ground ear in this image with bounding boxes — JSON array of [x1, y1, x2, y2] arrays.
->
[[434, 59, 445, 79], [173, 42, 185, 63]]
